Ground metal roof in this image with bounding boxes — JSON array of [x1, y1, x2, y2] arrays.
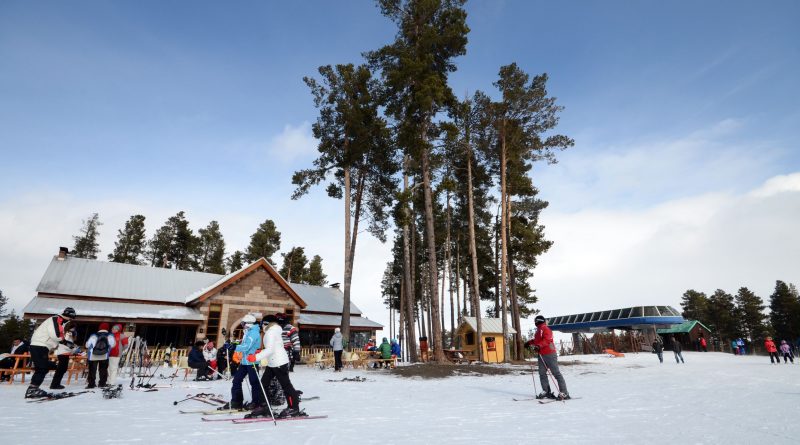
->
[[657, 320, 711, 335], [37, 256, 221, 303], [547, 306, 685, 333], [290, 283, 362, 315], [23, 296, 205, 321], [298, 313, 382, 329], [460, 317, 517, 335]]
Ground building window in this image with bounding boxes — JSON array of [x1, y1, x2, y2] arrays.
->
[[206, 304, 222, 344], [465, 332, 475, 345]]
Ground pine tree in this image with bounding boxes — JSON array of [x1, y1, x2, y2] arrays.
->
[[146, 211, 198, 270], [306, 255, 328, 286], [279, 246, 309, 283], [195, 221, 226, 274], [108, 214, 147, 264], [368, 0, 469, 362], [735, 287, 767, 341], [0, 289, 8, 318], [680, 289, 709, 323], [769, 280, 800, 341], [72, 213, 102, 259], [707, 289, 740, 343], [225, 250, 245, 273], [244, 219, 281, 265]]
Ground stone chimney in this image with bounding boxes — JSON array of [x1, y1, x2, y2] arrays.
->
[[330, 282, 340, 289], [57, 247, 69, 261]]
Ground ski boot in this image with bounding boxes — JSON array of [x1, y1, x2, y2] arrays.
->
[[244, 406, 274, 419], [535, 391, 556, 400], [276, 407, 306, 419], [25, 385, 51, 399], [218, 401, 243, 411], [556, 392, 571, 401]]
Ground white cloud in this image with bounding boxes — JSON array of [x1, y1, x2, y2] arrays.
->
[[266, 121, 317, 163]]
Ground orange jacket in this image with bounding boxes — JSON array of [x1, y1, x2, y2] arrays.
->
[[764, 339, 777, 353]]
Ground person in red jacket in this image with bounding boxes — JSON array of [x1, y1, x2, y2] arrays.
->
[[764, 337, 780, 364], [525, 315, 570, 400], [108, 323, 129, 384]]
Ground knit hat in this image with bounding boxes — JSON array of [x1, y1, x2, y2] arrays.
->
[[264, 314, 278, 324], [99, 322, 110, 331]]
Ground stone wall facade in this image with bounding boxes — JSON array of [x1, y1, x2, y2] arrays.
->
[[192, 267, 301, 341]]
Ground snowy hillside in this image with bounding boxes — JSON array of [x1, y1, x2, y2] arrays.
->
[[2, 352, 798, 444]]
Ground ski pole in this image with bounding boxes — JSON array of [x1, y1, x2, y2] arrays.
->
[[206, 365, 229, 381], [143, 344, 170, 387], [529, 357, 538, 396], [254, 365, 277, 426]]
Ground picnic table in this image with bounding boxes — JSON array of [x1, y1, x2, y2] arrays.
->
[[444, 349, 471, 363]]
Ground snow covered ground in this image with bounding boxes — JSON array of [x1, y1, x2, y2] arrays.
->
[[2, 351, 798, 444]]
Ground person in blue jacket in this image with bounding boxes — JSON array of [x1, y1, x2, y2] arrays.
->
[[225, 314, 264, 410], [390, 338, 401, 359]]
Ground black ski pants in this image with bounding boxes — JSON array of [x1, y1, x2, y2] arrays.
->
[[783, 352, 794, 364], [87, 359, 109, 386], [30, 345, 56, 387], [770, 352, 781, 363], [231, 364, 261, 406], [334, 350, 343, 370], [50, 355, 70, 387], [261, 364, 299, 410]]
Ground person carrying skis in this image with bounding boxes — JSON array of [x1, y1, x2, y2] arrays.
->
[[225, 314, 263, 410], [525, 315, 570, 400], [764, 337, 780, 364], [25, 307, 75, 398], [85, 322, 116, 389], [779, 340, 794, 364], [652, 338, 664, 363], [249, 314, 302, 419], [276, 313, 301, 372]]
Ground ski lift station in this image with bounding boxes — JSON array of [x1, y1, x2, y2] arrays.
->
[[546, 306, 685, 353]]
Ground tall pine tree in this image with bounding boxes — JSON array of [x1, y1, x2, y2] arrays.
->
[[195, 221, 226, 274], [146, 211, 198, 270], [108, 214, 147, 264], [245, 219, 281, 265], [707, 289, 740, 342], [226, 250, 245, 273], [769, 280, 800, 341], [735, 287, 767, 341], [279, 246, 308, 283], [680, 289, 710, 323], [72, 213, 102, 259], [306, 255, 328, 286]]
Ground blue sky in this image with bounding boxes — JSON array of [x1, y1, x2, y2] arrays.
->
[[1, 1, 799, 331]]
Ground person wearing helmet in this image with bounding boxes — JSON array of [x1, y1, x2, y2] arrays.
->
[[247, 314, 302, 419], [525, 315, 570, 400], [224, 314, 264, 410], [26, 307, 76, 398]]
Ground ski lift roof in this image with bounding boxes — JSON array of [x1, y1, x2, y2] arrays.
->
[[547, 306, 685, 333]]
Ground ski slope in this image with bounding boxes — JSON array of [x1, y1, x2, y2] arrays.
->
[[1, 351, 798, 444]]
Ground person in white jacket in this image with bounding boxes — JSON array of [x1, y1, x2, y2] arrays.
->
[[249, 314, 301, 419], [25, 307, 76, 398], [49, 323, 78, 390]]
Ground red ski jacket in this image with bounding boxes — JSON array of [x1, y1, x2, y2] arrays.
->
[[531, 324, 557, 355], [764, 339, 777, 353]]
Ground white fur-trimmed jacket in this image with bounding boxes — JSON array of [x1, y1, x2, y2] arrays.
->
[[255, 323, 289, 368]]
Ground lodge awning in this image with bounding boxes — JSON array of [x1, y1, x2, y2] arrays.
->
[[298, 313, 383, 330], [23, 296, 205, 322]]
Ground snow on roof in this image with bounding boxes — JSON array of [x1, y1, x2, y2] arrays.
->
[[290, 283, 362, 314], [298, 313, 383, 329], [460, 317, 517, 335], [37, 256, 221, 303], [23, 296, 205, 321], [657, 320, 712, 334]]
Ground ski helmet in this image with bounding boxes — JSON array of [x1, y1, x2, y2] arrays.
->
[[534, 315, 546, 325], [61, 307, 76, 320], [241, 314, 256, 327]]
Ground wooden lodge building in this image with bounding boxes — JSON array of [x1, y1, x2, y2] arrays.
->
[[22, 251, 382, 349]]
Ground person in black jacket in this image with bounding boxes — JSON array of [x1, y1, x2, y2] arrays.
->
[[188, 341, 210, 381], [0, 337, 29, 381], [671, 336, 685, 364], [652, 338, 664, 364]]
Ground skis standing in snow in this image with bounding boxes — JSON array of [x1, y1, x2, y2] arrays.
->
[[26, 307, 76, 399], [525, 315, 570, 401]]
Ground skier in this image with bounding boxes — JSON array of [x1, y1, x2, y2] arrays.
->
[[50, 323, 78, 389], [249, 314, 302, 418], [764, 337, 779, 364], [85, 322, 116, 389], [225, 314, 263, 410], [652, 338, 664, 363], [525, 315, 570, 400], [25, 307, 75, 398], [330, 327, 344, 372], [670, 336, 684, 364], [779, 340, 794, 364], [276, 313, 301, 372]]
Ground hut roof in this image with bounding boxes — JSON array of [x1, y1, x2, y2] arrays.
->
[[460, 317, 517, 335]]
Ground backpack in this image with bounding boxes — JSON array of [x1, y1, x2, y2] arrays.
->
[[93, 334, 110, 356]]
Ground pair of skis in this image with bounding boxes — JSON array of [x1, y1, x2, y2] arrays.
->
[[512, 396, 581, 404], [27, 390, 94, 403], [201, 415, 328, 423]]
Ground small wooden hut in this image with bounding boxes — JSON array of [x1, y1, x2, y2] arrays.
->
[[455, 317, 517, 363]]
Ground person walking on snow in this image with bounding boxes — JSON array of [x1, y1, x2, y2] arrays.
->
[[670, 336, 684, 363], [248, 314, 302, 419], [25, 307, 75, 398], [764, 337, 780, 364], [652, 338, 664, 363], [226, 314, 264, 410], [525, 315, 570, 400], [85, 322, 116, 389], [779, 340, 794, 364], [330, 327, 344, 371]]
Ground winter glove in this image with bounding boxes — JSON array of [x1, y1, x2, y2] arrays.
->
[[246, 354, 257, 363], [293, 350, 301, 362]]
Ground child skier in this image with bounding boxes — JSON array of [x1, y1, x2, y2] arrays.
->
[[247, 314, 302, 419], [224, 314, 263, 410], [779, 340, 794, 364], [764, 337, 779, 364]]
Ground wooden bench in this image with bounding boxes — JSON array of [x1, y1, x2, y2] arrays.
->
[[66, 355, 87, 385], [0, 354, 34, 384], [365, 357, 398, 369]]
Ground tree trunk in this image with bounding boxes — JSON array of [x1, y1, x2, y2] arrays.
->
[[499, 125, 510, 363], [446, 190, 455, 347], [402, 161, 419, 362], [466, 138, 484, 361], [342, 163, 352, 342], [494, 211, 500, 317], [507, 194, 525, 360], [420, 144, 445, 361]]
